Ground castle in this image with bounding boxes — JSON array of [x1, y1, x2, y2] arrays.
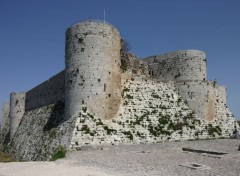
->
[[0, 20, 238, 161]]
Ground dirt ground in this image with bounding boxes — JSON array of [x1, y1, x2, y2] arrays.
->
[[0, 139, 239, 176]]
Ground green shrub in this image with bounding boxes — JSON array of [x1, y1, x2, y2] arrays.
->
[[123, 131, 133, 140], [87, 113, 94, 119], [158, 117, 169, 125], [126, 94, 133, 99], [151, 93, 160, 99], [103, 126, 117, 135], [50, 146, 66, 161], [96, 119, 104, 125], [174, 122, 184, 130], [82, 106, 87, 113], [81, 125, 90, 134], [0, 150, 15, 162], [207, 125, 222, 136]]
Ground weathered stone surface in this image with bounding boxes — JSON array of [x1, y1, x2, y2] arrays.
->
[[0, 102, 10, 145], [65, 21, 122, 120], [9, 102, 73, 161], [143, 50, 207, 81], [0, 20, 238, 161], [25, 71, 65, 111], [9, 92, 25, 140]]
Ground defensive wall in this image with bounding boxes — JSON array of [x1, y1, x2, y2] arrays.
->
[[6, 70, 65, 140], [25, 70, 65, 110]]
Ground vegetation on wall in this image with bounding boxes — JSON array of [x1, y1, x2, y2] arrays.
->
[[50, 146, 66, 161], [0, 150, 15, 162]]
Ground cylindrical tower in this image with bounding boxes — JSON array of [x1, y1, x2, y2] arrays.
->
[[10, 92, 25, 139], [65, 20, 121, 120], [144, 50, 207, 81]]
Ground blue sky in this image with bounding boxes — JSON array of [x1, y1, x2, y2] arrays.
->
[[0, 0, 239, 119]]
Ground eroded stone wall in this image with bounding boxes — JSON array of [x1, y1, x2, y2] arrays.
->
[[1, 102, 10, 130], [65, 21, 121, 120], [25, 70, 65, 111], [69, 79, 237, 149], [0, 102, 10, 145], [10, 92, 25, 139], [216, 85, 227, 104], [121, 52, 149, 80], [174, 81, 228, 122], [8, 78, 238, 161], [9, 102, 75, 161]]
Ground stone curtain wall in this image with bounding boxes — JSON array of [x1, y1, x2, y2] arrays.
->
[[25, 70, 65, 111], [65, 21, 121, 120], [9, 102, 72, 161], [69, 79, 237, 150], [144, 50, 207, 81]]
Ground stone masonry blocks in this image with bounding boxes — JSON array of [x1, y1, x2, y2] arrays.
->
[[143, 50, 207, 81], [65, 21, 122, 120], [0, 102, 10, 130], [25, 71, 65, 110], [10, 92, 25, 139]]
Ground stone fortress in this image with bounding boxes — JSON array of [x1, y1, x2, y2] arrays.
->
[[0, 19, 238, 161]]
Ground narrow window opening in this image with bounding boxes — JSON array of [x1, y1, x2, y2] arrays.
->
[[78, 38, 84, 44]]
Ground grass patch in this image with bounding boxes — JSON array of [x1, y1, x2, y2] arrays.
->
[[50, 146, 66, 161], [0, 150, 15, 162]]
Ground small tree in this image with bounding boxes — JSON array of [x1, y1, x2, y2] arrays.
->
[[121, 39, 131, 53]]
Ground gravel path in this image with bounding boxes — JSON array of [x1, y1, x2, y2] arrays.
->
[[0, 139, 239, 176]]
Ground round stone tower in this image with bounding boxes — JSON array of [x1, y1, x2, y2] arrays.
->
[[65, 20, 121, 120], [144, 50, 207, 81], [10, 92, 25, 139]]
